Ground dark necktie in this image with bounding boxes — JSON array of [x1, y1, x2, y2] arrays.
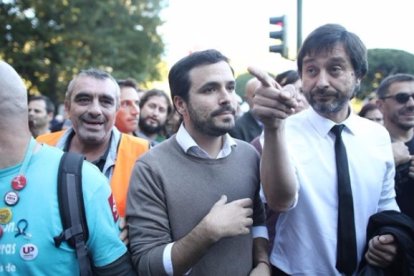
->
[[331, 124, 357, 275]]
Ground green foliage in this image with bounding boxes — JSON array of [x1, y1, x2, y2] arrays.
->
[[359, 49, 414, 99], [0, 0, 166, 105]]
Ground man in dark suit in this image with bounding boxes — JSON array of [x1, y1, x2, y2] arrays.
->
[[229, 77, 262, 142]]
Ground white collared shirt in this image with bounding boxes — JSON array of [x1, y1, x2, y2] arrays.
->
[[176, 123, 236, 159], [271, 107, 399, 275]]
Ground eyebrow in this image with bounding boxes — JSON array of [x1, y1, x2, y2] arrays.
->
[[73, 92, 91, 99], [327, 57, 348, 64], [199, 80, 235, 89]]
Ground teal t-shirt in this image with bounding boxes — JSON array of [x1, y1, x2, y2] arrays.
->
[[0, 142, 126, 274]]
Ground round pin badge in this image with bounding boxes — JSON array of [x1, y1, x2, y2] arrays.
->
[[20, 243, 38, 261], [0, 207, 13, 224], [4, 191, 19, 206], [0, 226, 3, 238], [11, 175, 27, 191]]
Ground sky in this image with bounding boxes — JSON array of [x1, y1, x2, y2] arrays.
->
[[159, 0, 414, 76]]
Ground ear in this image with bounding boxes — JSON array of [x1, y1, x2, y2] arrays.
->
[[64, 100, 70, 116], [356, 78, 361, 87], [47, 112, 54, 122], [376, 98, 385, 112], [173, 96, 187, 117]]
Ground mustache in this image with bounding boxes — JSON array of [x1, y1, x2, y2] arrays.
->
[[311, 88, 338, 97], [400, 106, 414, 114], [81, 114, 104, 123], [211, 105, 236, 117]]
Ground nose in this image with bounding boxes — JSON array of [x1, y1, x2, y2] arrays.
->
[[316, 71, 329, 89], [88, 99, 103, 116], [406, 95, 414, 106], [218, 88, 232, 105], [131, 103, 140, 116]]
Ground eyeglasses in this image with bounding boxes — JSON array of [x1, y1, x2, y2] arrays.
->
[[381, 93, 414, 104]]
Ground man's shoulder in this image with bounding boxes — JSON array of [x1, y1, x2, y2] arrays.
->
[[232, 139, 260, 159], [121, 133, 149, 146], [353, 115, 390, 141], [37, 130, 66, 145], [119, 133, 150, 153], [137, 137, 177, 162]]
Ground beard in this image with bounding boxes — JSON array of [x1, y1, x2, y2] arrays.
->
[[393, 106, 414, 130], [188, 104, 235, 137], [139, 116, 164, 135], [305, 87, 355, 115]]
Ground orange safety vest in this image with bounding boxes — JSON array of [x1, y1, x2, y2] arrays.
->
[[37, 130, 149, 217]]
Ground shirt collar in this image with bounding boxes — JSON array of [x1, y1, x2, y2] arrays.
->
[[306, 106, 358, 138], [176, 123, 237, 159], [58, 126, 120, 176]]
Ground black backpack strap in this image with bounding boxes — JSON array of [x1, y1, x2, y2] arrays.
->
[[54, 152, 92, 276]]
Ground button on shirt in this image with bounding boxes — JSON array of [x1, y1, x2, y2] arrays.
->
[[162, 123, 268, 275], [271, 108, 399, 275]]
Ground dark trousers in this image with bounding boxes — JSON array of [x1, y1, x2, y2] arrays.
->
[[272, 265, 290, 276]]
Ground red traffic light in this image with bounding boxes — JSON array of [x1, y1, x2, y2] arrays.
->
[[269, 16, 285, 27], [269, 15, 288, 58]]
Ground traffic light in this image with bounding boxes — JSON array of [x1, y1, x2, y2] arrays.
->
[[269, 16, 288, 58]]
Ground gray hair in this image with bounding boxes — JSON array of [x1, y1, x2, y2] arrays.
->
[[65, 68, 120, 108]]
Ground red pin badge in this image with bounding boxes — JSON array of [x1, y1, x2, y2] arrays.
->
[[11, 175, 27, 191]]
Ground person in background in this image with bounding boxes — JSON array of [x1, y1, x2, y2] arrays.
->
[[251, 24, 399, 275], [234, 93, 244, 119], [165, 109, 182, 137], [115, 79, 140, 135], [36, 69, 149, 243], [136, 88, 172, 146], [0, 61, 135, 275], [228, 77, 262, 142], [28, 95, 55, 137], [127, 49, 269, 275], [377, 73, 414, 220], [358, 102, 384, 124]]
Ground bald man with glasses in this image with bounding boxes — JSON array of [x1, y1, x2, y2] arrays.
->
[[377, 73, 414, 220]]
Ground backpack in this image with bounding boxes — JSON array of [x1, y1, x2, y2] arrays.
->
[[53, 152, 92, 276]]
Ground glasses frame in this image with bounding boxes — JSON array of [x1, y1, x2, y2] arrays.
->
[[381, 92, 414, 104]]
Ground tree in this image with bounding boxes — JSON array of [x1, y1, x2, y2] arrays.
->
[[359, 49, 414, 99], [0, 0, 167, 105]]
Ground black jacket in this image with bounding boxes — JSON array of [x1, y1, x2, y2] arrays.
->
[[229, 111, 262, 142], [357, 210, 414, 276]]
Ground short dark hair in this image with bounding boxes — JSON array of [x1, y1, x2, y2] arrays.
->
[[117, 78, 137, 90], [297, 24, 368, 79], [275, 70, 300, 87], [168, 49, 233, 103], [28, 95, 55, 114], [139, 88, 172, 116], [376, 73, 414, 98], [358, 102, 379, 117]]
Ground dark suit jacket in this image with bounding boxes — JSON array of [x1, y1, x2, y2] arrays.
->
[[357, 210, 414, 276], [229, 111, 262, 142]]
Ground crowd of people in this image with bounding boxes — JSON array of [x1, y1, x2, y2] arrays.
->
[[1, 23, 414, 276]]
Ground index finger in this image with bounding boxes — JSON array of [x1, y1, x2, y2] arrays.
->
[[248, 66, 281, 89], [232, 198, 253, 207]]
